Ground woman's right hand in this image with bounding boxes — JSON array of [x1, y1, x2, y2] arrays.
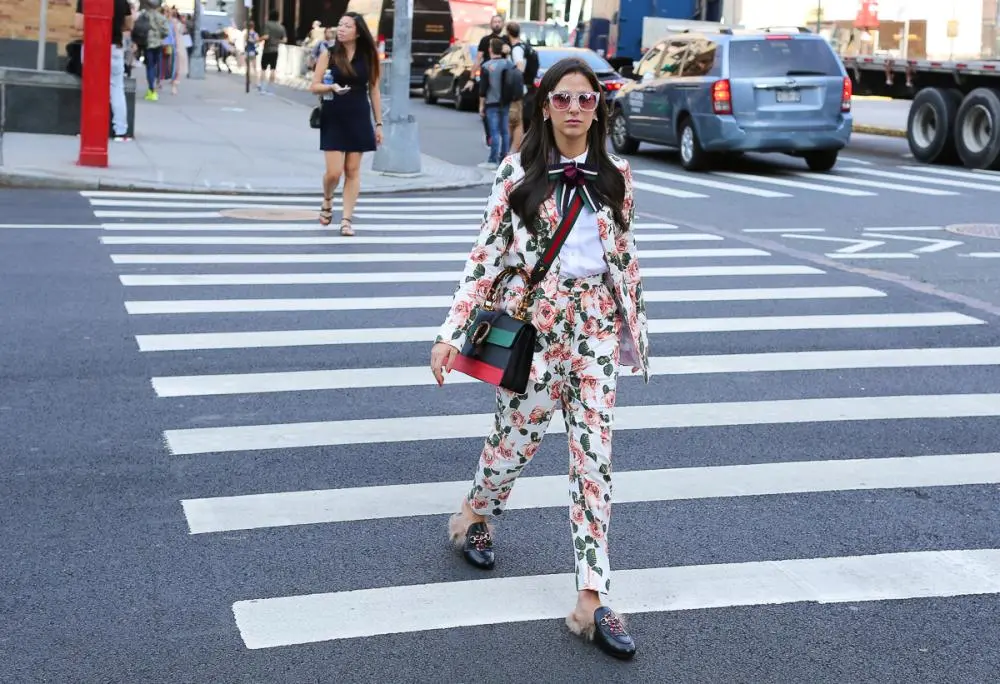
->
[[430, 342, 458, 386]]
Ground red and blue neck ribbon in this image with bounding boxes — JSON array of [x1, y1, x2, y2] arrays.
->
[[547, 161, 600, 215]]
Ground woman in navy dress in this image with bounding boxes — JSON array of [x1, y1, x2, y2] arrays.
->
[[309, 12, 383, 235]]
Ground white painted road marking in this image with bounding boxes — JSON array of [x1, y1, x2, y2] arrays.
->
[[100, 232, 710, 245], [634, 169, 791, 198], [151, 347, 1000, 397], [712, 171, 875, 197], [135, 312, 983, 352], [232, 548, 1000, 647], [124, 286, 884, 315], [164, 393, 1000, 454]]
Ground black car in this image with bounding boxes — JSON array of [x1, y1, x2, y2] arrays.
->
[[532, 47, 628, 104], [422, 42, 479, 111]]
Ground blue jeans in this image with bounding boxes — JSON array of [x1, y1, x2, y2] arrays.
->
[[144, 47, 162, 91], [485, 105, 510, 164]]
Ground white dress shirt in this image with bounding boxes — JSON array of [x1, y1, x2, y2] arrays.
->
[[556, 151, 609, 279]]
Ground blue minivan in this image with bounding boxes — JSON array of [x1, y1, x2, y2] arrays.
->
[[610, 29, 853, 171]]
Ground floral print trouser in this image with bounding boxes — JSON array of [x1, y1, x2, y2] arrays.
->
[[466, 273, 622, 595]]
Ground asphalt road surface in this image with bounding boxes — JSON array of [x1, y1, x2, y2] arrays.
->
[[3, 134, 1000, 682]]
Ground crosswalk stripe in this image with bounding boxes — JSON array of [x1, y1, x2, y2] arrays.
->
[[711, 172, 875, 196], [231, 548, 1000, 647], [125, 286, 884, 315], [898, 166, 1000, 183], [95, 210, 488, 220], [108, 248, 769, 264], [99, 233, 712, 246], [843, 168, 1000, 192], [118, 265, 824, 286], [100, 222, 678, 232], [182, 452, 1000, 533], [135, 312, 982, 352], [150, 347, 1000, 396], [83, 191, 493, 203], [786, 172, 959, 195], [88, 199, 488, 209], [632, 180, 708, 198], [164, 393, 1000, 454], [634, 169, 791, 197], [969, 252, 1000, 258]]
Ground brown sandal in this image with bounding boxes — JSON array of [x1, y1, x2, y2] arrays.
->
[[319, 197, 333, 226], [340, 217, 354, 236]]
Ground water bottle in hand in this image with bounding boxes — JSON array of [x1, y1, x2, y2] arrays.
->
[[322, 69, 334, 101]]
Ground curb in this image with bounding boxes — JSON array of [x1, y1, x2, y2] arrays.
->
[[0, 168, 493, 195], [852, 123, 907, 138]]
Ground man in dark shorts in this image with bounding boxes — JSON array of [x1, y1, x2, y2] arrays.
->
[[259, 10, 285, 93]]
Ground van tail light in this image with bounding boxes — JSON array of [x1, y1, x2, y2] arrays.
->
[[841, 76, 853, 112], [712, 79, 732, 114], [765, 35, 792, 40], [604, 81, 623, 91]]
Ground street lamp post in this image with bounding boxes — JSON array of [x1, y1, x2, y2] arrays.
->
[[816, 0, 822, 33], [190, 0, 205, 79], [371, 0, 422, 175]]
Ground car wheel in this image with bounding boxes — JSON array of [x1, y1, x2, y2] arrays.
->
[[954, 88, 1000, 170], [423, 80, 437, 105], [610, 108, 639, 154], [678, 118, 709, 171], [804, 150, 839, 171], [906, 87, 962, 165]]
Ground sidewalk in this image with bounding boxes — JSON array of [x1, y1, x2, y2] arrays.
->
[[851, 97, 909, 137], [0, 72, 492, 194]]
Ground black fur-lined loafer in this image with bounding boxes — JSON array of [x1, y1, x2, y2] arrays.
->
[[461, 521, 495, 570], [593, 606, 636, 659]]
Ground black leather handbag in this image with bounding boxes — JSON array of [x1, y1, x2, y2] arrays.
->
[[309, 105, 321, 129], [451, 192, 586, 394]]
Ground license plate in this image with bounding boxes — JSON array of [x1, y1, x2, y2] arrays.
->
[[776, 89, 801, 103]]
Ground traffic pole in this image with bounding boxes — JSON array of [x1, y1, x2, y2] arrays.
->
[[371, 0, 422, 175], [245, 0, 252, 93], [190, 0, 205, 79], [78, 0, 113, 167]]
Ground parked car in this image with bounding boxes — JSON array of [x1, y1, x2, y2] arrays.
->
[[609, 30, 853, 171], [422, 41, 479, 111], [532, 47, 629, 106]]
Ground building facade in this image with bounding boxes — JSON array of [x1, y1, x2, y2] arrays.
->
[[1, 0, 78, 54]]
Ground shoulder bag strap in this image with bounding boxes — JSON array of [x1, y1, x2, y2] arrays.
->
[[527, 191, 586, 286]]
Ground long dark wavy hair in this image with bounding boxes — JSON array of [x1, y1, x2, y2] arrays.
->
[[509, 58, 628, 234], [329, 12, 380, 86]]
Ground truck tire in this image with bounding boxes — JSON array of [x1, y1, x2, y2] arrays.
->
[[954, 88, 1000, 169], [906, 87, 962, 165]]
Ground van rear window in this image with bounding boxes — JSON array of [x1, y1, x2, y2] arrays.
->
[[727, 39, 842, 78]]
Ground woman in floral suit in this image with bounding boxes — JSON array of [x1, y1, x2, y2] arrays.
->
[[429, 58, 649, 659]]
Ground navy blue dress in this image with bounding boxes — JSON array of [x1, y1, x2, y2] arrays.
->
[[320, 52, 376, 153]]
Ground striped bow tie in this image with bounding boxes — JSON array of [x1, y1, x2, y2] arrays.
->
[[547, 162, 600, 214]]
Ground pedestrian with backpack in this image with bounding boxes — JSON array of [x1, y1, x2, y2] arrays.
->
[[504, 22, 538, 152], [132, 2, 170, 101], [478, 38, 514, 169]]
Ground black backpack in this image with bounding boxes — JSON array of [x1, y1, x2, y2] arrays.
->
[[521, 42, 539, 87], [132, 12, 151, 49], [501, 63, 523, 104]]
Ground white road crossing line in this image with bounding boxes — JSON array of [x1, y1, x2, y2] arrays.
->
[[826, 253, 919, 259], [182, 453, 1000, 532], [164, 393, 1000, 454], [124, 286, 885, 315], [743, 228, 826, 233], [858, 226, 944, 232], [711, 172, 876, 197], [843, 168, 1000, 192], [88, 199, 488, 209], [109, 248, 770, 264], [837, 155, 873, 165], [632, 180, 708, 199], [787, 172, 959, 196], [862, 232, 963, 253], [231, 548, 1000, 647], [94, 210, 487, 220], [135, 312, 983, 352], [82, 191, 491, 203], [633, 169, 791, 198], [0, 224, 102, 230], [119, 264, 823, 286], [100, 232, 710, 246], [968, 252, 1000, 258], [899, 166, 1000, 183], [101, 222, 678, 232], [152, 347, 1000, 396]]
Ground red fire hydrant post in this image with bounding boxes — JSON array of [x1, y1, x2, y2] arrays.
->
[[78, 0, 113, 167]]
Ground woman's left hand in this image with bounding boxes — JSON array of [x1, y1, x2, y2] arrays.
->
[[375, 126, 383, 146]]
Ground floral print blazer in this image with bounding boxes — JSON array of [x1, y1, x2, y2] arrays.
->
[[435, 152, 650, 383]]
